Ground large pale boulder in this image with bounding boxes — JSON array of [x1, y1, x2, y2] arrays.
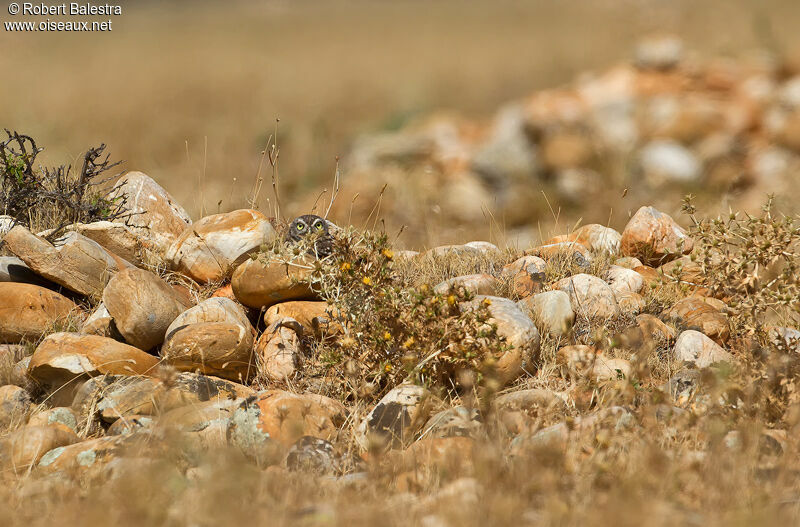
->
[[28, 333, 159, 389], [161, 322, 255, 381], [231, 258, 318, 309], [554, 274, 621, 319], [0, 283, 79, 343], [3, 226, 124, 297], [518, 290, 574, 337], [166, 209, 277, 283], [620, 206, 694, 266], [103, 268, 190, 350], [463, 296, 540, 384], [107, 171, 191, 248], [674, 330, 731, 367]]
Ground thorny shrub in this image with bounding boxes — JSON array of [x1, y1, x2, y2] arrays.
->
[[259, 226, 508, 402], [0, 130, 129, 236]]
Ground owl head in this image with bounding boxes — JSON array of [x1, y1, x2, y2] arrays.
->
[[287, 214, 329, 241]]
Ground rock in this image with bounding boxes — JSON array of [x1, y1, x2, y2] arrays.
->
[[674, 330, 731, 367], [553, 274, 620, 319], [425, 241, 500, 258], [639, 140, 701, 184], [0, 384, 31, 427], [27, 407, 78, 432], [501, 255, 547, 297], [541, 130, 593, 169], [636, 314, 677, 343], [8, 356, 33, 389], [35, 434, 134, 476], [161, 322, 255, 382], [557, 345, 630, 381], [501, 255, 547, 279], [463, 241, 501, 253], [211, 283, 236, 301], [634, 35, 684, 70], [80, 302, 122, 339], [0, 424, 79, 471], [103, 268, 190, 350], [0, 256, 56, 287], [420, 406, 483, 439], [164, 297, 251, 342], [107, 171, 191, 248], [255, 319, 301, 382], [471, 103, 539, 183], [107, 415, 154, 436], [0, 283, 79, 344], [615, 291, 646, 315], [620, 206, 694, 266], [40, 221, 150, 266], [28, 333, 159, 390], [518, 290, 574, 337], [615, 256, 643, 269], [3, 226, 124, 297], [231, 257, 317, 309], [166, 209, 277, 284], [547, 224, 622, 255], [285, 436, 338, 474], [158, 398, 245, 450], [665, 296, 730, 344], [263, 301, 339, 338], [606, 265, 644, 295], [433, 274, 500, 296], [463, 296, 540, 384], [494, 388, 567, 435], [356, 384, 432, 450], [75, 372, 254, 427], [228, 391, 346, 463], [0, 214, 14, 235], [528, 242, 591, 268]]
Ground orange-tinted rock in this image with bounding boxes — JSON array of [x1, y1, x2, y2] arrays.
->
[[161, 322, 255, 382], [28, 333, 159, 388], [433, 274, 500, 296], [620, 206, 694, 266], [263, 301, 339, 337], [231, 257, 318, 309], [255, 319, 301, 382], [1, 424, 78, 471], [0, 283, 79, 344], [666, 296, 730, 344], [545, 224, 622, 254], [166, 209, 277, 284], [3, 226, 124, 297], [103, 268, 190, 350], [0, 384, 31, 427], [636, 314, 677, 343]]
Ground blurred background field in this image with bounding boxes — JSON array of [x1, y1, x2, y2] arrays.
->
[[2, 0, 800, 247]]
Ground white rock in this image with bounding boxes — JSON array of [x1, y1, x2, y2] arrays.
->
[[553, 274, 620, 319], [639, 140, 701, 184], [674, 330, 731, 367], [518, 290, 574, 337]]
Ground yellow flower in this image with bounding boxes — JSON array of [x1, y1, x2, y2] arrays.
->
[[482, 298, 493, 306], [384, 364, 393, 372], [402, 337, 415, 349], [340, 262, 352, 271], [447, 295, 456, 306], [382, 249, 394, 259], [383, 332, 392, 341], [362, 276, 372, 286]]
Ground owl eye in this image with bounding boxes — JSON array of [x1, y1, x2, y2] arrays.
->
[[314, 220, 324, 230], [296, 222, 305, 231]]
